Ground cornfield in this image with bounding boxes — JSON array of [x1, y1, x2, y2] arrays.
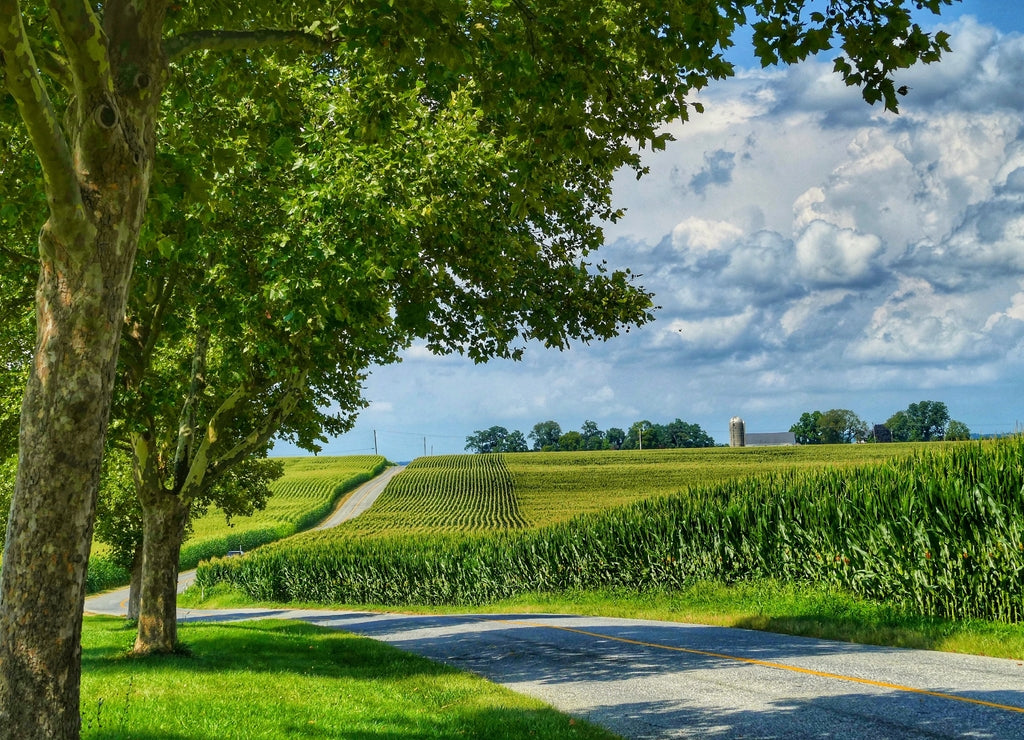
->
[[179, 455, 387, 569], [196, 439, 1024, 623], [326, 454, 527, 537]]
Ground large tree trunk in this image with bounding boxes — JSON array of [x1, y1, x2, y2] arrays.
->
[[0, 221, 141, 738], [134, 491, 190, 654], [0, 6, 164, 729]]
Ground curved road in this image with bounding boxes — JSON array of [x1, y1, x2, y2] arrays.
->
[[86, 465, 1024, 738]]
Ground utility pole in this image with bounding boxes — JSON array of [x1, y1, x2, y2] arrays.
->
[[423, 436, 427, 456], [373, 429, 378, 456]]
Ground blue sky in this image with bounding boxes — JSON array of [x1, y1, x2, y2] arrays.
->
[[276, 1, 1024, 462]]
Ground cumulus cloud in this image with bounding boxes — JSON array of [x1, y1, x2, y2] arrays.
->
[[794, 221, 883, 286], [688, 149, 737, 195], [848, 277, 990, 363]]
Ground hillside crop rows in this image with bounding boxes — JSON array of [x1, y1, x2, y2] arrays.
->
[[197, 439, 1024, 623], [179, 455, 388, 568], [328, 454, 527, 537], [509, 443, 927, 525]]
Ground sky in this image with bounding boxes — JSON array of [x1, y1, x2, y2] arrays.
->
[[276, 1, 1024, 462]]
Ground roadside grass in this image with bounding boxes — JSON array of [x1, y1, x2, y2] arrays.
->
[[80, 615, 618, 740], [180, 580, 1024, 662]]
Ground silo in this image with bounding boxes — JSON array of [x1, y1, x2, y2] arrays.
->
[[729, 417, 746, 447]]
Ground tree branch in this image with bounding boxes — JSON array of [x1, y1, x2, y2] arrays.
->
[[178, 370, 308, 501], [207, 371, 308, 479], [164, 29, 335, 61], [30, 40, 73, 91], [0, 244, 37, 266], [172, 327, 209, 491], [0, 1, 82, 227], [141, 270, 178, 364], [47, 0, 115, 101]]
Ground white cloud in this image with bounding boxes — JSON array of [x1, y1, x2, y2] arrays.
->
[[780, 290, 853, 337], [848, 277, 988, 363], [795, 221, 883, 286], [660, 308, 759, 354], [670, 217, 744, 255]]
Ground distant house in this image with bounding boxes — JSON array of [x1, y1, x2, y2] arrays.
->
[[744, 432, 797, 447]]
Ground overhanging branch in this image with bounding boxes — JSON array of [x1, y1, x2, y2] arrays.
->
[[165, 29, 336, 61], [0, 1, 82, 231], [207, 371, 309, 478], [178, 370, 309, 501]]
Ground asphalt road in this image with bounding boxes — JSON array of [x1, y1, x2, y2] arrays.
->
[[85, 464, 1024, 738], [311, 464, 405, 530]]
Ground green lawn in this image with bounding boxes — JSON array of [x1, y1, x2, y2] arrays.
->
[[80, 616, 617, 740]]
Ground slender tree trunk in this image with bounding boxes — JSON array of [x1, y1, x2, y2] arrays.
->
[[134, 491, 189, 654], [0, 221, 140, 738], [127, 544, 143, 621]]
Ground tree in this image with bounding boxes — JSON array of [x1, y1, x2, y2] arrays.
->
[[605, 427, 626, 450], [818, 409, 869, 444], [557, 431, 584, 451], [886, 410, 913, 442], [580, 420, 606, 451], [0, 2, 957, 735], [790, 411, 824, 444], [664, 419, 716, 448], [529, 420, 563, 451], [625, 420, 654, 450], [887, 400, 950, 441], [504, 430, 530, 453], [465, 426, 529, 453], [791, 409, 867, 444], [945, 420, 971, 441]]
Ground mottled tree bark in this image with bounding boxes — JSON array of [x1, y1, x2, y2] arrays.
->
[[0, 4, 166, 737], [0, 221, 142, 738], [134, 491, 189, 653]]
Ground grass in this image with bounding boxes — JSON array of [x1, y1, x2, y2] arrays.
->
[[181, 580, 1024, 662], [80, 615, 618, 739]]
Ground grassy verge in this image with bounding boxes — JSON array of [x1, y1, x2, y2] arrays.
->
[[180, 579, 1024, 661], [81, 615, 617, 740]]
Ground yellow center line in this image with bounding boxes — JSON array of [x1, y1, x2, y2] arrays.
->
[[477, 617, 1024, 715]]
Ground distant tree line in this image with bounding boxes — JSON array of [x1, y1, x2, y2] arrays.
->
[[465, 418, 716, 454], [790, 400, 970, 444]]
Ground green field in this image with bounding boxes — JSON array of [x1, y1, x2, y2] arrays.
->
[[197, 439, 1024, 626], [327, 443, 926, 539], [83, 455, 388, 591], [333, 454, 527, 536], [181, 454, 389, 568], [508, 444, 928, 525]]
